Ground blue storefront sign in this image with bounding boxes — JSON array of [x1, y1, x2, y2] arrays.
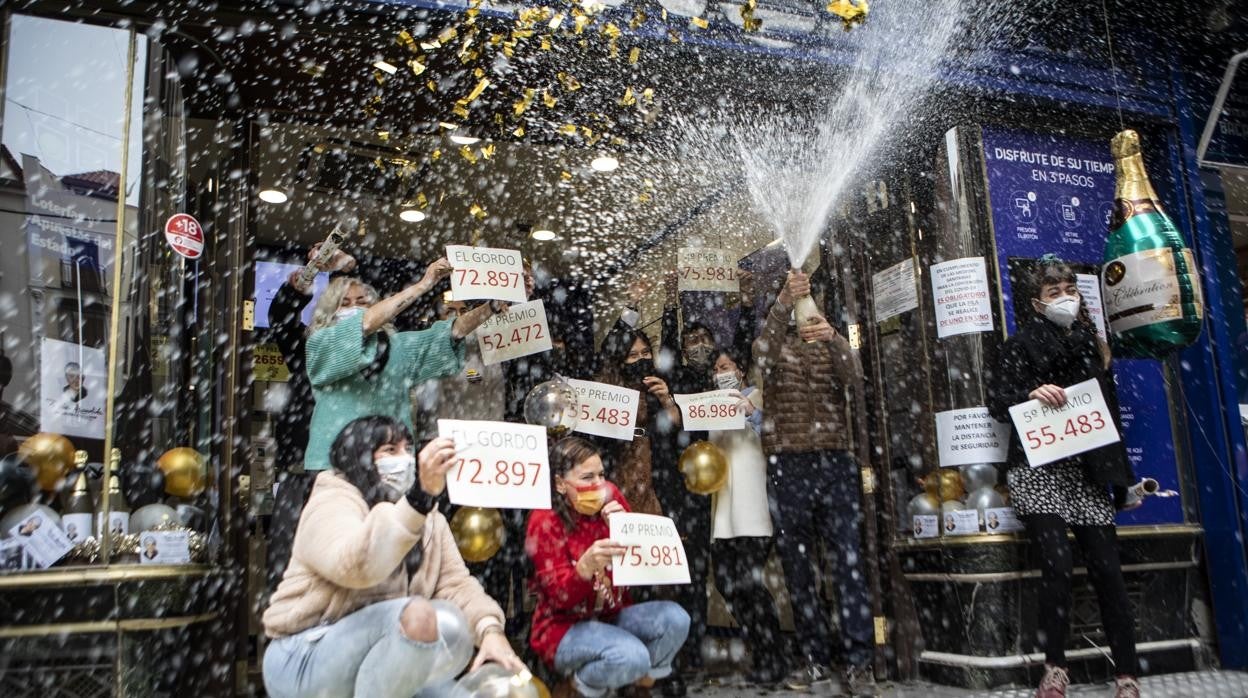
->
[[982, 125, 1183, 526]]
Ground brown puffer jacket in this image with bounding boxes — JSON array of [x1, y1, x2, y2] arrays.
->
[[752, 302, 863, 454]]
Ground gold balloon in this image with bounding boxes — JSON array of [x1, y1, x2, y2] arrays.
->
[[450, 507, 505, 563], [157, 447, 207, 498], [937, 468, 965, 502], [922, 471, 940, 496], [528, 675, 551, 698], [679, 441, 729, 495], [19, 433, 75, 492]]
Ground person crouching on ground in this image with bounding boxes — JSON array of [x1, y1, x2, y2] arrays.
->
[[527, 436, 690, 698], [262, 415, 524, 698]]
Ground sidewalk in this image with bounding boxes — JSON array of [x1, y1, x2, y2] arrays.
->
[[687, 670, 1248, 697]]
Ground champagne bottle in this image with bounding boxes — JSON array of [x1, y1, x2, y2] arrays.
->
[[97, 450, 130, 537], [1101, 129, 1203, 358], [63, 450, 93, 543]]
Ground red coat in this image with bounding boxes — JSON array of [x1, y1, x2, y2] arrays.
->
[[526, 482, 632, 667]]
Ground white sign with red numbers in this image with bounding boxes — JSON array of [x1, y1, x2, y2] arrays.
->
[[676, 248, 740, 293], [447, 245, 527, 303], [476, 300, 552, 365], [1007, 378, 1121, 468], [566, 379, 640, 441], [673, 390, 745, 431], [438, 420, 551, 509], [164, 213, 204, 259], [609, 513, 691, 586]]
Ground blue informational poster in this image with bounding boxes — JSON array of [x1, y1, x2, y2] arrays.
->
[[982, 126, 1184, 526]]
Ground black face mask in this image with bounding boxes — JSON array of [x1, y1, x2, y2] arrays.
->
[[620, 359, 654, 385]]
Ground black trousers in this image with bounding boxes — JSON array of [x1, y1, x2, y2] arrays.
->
[[712, 536, 785, 668], [265, 470, 317, 596], [655, 477, 712, 671], [769, 449, 873, 668], [468, 508, 530, 642], [1025, 514, 1138, 674]]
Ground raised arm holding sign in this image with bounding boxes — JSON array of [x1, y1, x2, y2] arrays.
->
[[438, 419, 551, 509], [447, 245, 527, 303]]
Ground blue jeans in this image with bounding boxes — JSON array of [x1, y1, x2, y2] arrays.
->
[[263, 597, 469, 698], [553, 601, 690, 698]]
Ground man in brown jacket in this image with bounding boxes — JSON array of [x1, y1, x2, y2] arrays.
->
[[753, 270, 874, 695]]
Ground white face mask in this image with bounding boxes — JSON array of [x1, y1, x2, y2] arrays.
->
[[335, 306, 365, 322], [1041, 295, 1081, 329], [375, 454, 416, 500], [714, 371, 741, 391]]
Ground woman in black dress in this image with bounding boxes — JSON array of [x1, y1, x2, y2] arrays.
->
[[987, 256, 1141, 698]]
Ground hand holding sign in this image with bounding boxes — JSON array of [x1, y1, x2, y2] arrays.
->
[[438, 420, 551, 509], [674, 390, 746, 431], [566, 379, 640, 441], [1008, 378, 1121, 468], [609, 513, 690, 586], [447, 245, 527, 302], [476, 300, 553, 365]]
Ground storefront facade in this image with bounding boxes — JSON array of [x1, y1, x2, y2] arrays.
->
[[0, 0, 1245, 695]]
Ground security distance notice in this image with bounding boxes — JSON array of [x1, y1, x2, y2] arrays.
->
[[609, 513, 691, 586], [446, 245, 527, 303], [1007, 379, 1120, 467], [438, 419, 551, 509]]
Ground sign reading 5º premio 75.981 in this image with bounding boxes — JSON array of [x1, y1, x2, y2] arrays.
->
[[1007, 378, 1121, 468]]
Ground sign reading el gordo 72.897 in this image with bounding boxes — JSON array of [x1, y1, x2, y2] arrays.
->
[[438, 419, 551, 509], [447, 245, 527, 303], [1007, 378, 1121, 468]]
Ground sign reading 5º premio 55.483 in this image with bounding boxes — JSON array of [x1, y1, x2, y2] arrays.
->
[[1007, 379, 1121, 468]]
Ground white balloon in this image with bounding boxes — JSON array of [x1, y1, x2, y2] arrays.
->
[[907, 492, 939, 518], [0, 503, 61, 538], [967, 486, 1006, 525], [959, 464, 999, 492], [429, 600, 475, 683], [130, 503, 178, 532]]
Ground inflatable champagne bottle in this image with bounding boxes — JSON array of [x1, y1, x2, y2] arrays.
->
[[1101, 130, 1203, 358]]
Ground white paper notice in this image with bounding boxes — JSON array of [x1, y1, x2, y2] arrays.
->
[[945, 509, 981, 536], [931, 257, 993, 338], [476, 300, 553, 365], [566, 379, 640, 441], [676, 248, 740, 292], [912, 515, 938, 539], [9, 513, 73, 568], [138, 530, 191, 564], [983, 507, 1023, 533], [62, 513, 92, 543], [673, 390, 745, 431], [609, 513, 691, 586], [1008, 378, 1121, 468], [40, 338, 107, 439], [438, 420, 551, 509], [1076, 273, 1107, 341], [446, 245, 527, 302], [935, 407, 1012, 467], [872, 257, 919, 324]]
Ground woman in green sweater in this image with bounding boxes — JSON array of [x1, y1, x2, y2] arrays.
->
[[302, 258, 503, 472]]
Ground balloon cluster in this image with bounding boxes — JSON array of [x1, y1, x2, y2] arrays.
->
[[908, 464, 1008, 536]]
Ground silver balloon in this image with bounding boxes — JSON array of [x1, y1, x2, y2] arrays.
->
[[907, 492, 940, 518], [522, 378, 580, 436], [0, 503, 61, 538], [966, 486, 1006, 526], [429, 600, 476, 684], [959, 464, 1000, 492], [130, 503, 178, 532], [454, 664, 538, 698]]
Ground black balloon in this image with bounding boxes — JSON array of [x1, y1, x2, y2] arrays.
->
[[0, 452, 35, 509], [120, 462, 166, 508], [175, 504, 207, 532]]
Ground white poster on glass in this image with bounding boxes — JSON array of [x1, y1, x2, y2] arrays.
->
[[40, 338, 106, 439]]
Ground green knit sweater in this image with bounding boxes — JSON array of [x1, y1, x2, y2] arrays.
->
[[303, 313, 465, 471]]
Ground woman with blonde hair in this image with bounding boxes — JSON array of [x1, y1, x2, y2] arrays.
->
[[301, 258, 503, 472]]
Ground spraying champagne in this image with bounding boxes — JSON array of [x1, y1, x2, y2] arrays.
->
[[296, 226, 349, 288]]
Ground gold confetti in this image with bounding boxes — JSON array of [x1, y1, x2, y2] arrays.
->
[[641, 87, 655, 102], [740, 0, 762, 31], [488, 32, 505, 46], [667, 28, 681, 43], [608, 38, 619, 58], [466, 77, 491, 103], [558, 72, 582, 92], [480, 143, 496, 159], [541, 36, 552, 50], [427, 79, 438, 92], [420, 40, 441, 51], [629, 47, 641, 64], [560, 171, 573, 181], [416, 192, 428, 209], [397, 30, 416, 50], [542, 91, 558, 108], [439, 121, 459, 130], [512, 29, 535, 40], [602, 22, 621, 39], [630, 8, 647, 29], [453, 101, 470, 119], [574, 15, 591, 33], [638, 192, 652, 203], [373, 69, 386, 85], [438, 26, 458, 44], [513, 126, 526, 137], [826, 0, 869, 26], [407, 58, 426, 76], [469, 203, 487, 220], [514, 88, 536, 116], [377, 130, 390, 141], [559, 124, 579, 136], [460, 145, 478, 163], [620, 87, 636, 106], [691, 17, 709, 29], [431, 149, 442, 161], [548, 12, 565, 29]]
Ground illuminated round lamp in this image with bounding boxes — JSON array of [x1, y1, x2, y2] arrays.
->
[[450, 134, 481, 146], [590, 155, 619, 173], [530, 229, 557, 241], [258, 189, 289, 204], [399, 208, 427, 223]]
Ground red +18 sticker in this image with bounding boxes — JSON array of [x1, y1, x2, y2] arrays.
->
[[164, 213, 204, 260]]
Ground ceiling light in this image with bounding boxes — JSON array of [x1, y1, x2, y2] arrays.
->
[[399, 208, 427, 223], [450, 134, 481, 146], [530, 229, 557, 241], [373, 60, 398, 74], [590, 155, 619, 172], [258, 189, 289, 204]]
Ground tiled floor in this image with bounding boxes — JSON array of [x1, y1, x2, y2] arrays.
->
[[686, 670, 1248, 697]]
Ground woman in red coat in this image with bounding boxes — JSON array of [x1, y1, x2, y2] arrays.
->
[[527, 437, 690, 698]]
